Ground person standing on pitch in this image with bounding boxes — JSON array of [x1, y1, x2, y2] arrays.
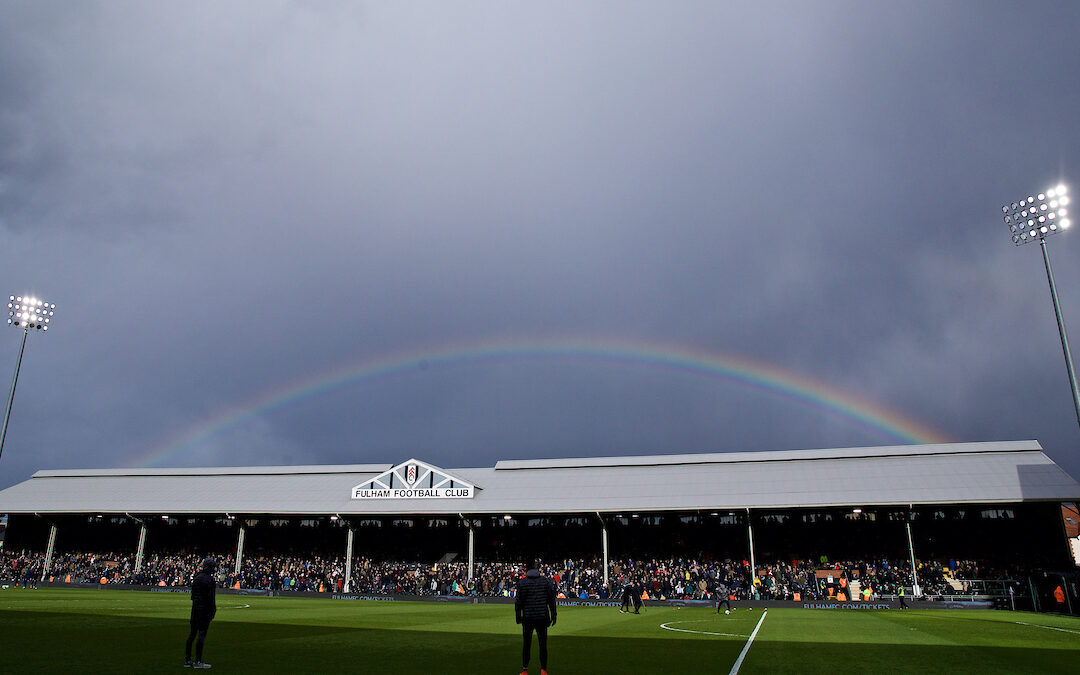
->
[[716, 582, 732, 613], [515, 560, 556, 675], [184, 557, 218, 669], [620, 580, 634, 613]]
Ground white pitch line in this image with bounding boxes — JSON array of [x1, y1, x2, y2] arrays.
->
[[728, 609, 767, 675], [1015, 621, 1080, 635], [659, 620, 747, 638]]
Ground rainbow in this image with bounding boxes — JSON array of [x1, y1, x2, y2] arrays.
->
[[130, 337, 951, 467]]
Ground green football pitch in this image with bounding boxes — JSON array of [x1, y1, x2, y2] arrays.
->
[[2, 588, 1079, 674]]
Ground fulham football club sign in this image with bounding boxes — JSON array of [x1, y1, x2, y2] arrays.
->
[[351, 459, 475, 500]]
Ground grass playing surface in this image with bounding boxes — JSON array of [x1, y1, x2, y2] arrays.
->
[[2, 588, 1079, 674]]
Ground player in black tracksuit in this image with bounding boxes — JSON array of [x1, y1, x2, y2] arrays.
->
[[184, 557, 218, 668], [620, 580, 642, 614], [620, 582, 633, 613], [515, 562, 557, 675]]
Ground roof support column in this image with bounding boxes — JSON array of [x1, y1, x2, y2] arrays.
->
[[344, 522, 354, 593], [135, 521, 148, 574], [596, 512, 609, 590], [906, 507, 921, 597], [234, 522, 246, 577], [42, 522, 57, 582], [467, 521, 475, 584], [459, 514, 474, 585], [746, 509, 756, 597]]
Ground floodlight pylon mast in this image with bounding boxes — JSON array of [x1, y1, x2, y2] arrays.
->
[[0, 327, 29, 464], [1002, 183, 1080, 431], [1, 294, 56, 465], [1038, 237, 1080, 430]]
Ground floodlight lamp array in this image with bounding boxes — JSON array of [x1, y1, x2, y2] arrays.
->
[[7, 295, 56, 331], [1003, 184, 1070, 245]]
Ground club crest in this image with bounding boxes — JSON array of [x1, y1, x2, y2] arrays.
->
[[351, 459, 476, 499]]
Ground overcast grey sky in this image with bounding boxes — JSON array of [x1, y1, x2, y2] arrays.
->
[[2, 0, 1080, 488]]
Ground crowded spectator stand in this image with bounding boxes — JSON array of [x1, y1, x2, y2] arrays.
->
[[0, 443, 1077, 612]]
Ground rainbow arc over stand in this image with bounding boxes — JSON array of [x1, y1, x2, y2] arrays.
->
[[131, 337, 950, 467]]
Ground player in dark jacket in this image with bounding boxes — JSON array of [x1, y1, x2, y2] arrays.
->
[[515, 561, 556, 675], [620, 580, 642, 614], [184, 557, 218, 669]]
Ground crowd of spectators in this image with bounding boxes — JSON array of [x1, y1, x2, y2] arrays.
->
[[0, 548, 1024, 601]]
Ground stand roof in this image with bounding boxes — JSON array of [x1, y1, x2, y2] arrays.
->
[[0, 441, 1076, 516]]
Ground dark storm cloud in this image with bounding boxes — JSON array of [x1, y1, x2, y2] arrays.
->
[[1, 1, 1080, 488]]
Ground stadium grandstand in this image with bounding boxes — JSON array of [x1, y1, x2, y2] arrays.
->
[[1, 440, 1079, 612]]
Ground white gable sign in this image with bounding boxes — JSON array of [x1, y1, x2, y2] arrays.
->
[[351, 459, 475, 500]]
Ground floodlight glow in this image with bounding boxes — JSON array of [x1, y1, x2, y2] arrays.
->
[[1064, 219, 1072, 228], [1003, 183, 1070, 245], [6, 295, 56, 331]]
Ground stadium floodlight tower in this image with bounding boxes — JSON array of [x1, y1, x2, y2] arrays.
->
[[0, 295, 56, 464], [1002, 183, 1079, 428]]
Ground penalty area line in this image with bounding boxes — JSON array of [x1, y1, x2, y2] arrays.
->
[[1015, 621, 1080, 635], [728, 609, 767, 675], [658, 620, 747, 638]]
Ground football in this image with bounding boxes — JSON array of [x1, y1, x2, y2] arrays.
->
[[724, 609, 730, 615]]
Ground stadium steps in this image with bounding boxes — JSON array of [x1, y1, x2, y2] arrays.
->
[[946, 578, 964, 592], [848, 580, 861, 600]]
